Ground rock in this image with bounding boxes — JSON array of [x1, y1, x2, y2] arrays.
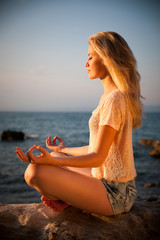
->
[[149, 145, 160, 158], [139, 139, 160, 159], [0, 200, 160, 240], [139, 139, 156, 146], [144, 182, 157, 188], [146, 196, 159, 202], [1, 130, 25, 141]]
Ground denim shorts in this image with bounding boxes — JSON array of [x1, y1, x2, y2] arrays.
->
[[100, 178, 137, 215]]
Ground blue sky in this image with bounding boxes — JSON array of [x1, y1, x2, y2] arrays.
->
[[0, 0, 160, 111]]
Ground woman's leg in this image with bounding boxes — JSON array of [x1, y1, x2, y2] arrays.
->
[[24, 161, 113, 216], [40, 152, 92, 211], [41, 152, 92, 211]]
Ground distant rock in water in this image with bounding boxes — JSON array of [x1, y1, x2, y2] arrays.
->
[[139, 139, 160, 158], [139, 139, 156, 146], [1, 130, 25, 141]]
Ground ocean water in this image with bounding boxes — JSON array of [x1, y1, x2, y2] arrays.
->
[[0, 111, 160, 204]]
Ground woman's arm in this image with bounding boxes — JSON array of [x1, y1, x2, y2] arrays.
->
[[60, 146, 89, 156], [54, 125, 117, 167], [28, 125, 117, 168], [46, 136, 88, 156]]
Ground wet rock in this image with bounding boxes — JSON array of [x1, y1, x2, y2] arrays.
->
[[139, 139, 156, 146], [149, 145, 160, 158], [1, 130, 25, 141], [144, 183, 157, 188], [139, 139, 160, 159], [0, 201, 160, 240], [147, 196, 159, 202]]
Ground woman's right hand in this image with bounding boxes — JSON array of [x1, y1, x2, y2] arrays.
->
[[46, 136, 66, 152], [16, 146, 35, 162]]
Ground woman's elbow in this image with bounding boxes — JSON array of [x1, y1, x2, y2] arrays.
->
[[92, 152, 106, 167]]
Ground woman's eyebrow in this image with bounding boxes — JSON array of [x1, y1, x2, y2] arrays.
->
[[88, 53, 94, 56]]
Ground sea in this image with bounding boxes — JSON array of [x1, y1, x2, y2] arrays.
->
[[0, 111, 160, 204]]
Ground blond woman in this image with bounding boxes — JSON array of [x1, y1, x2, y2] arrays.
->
[[16, 31, 143, 216]]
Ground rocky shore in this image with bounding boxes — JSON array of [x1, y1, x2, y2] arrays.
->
[[0, 199, 160, 240]]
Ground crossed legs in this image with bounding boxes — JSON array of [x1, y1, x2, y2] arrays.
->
[[24, 152, 113, 216]]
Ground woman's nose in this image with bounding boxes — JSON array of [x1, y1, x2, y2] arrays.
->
[[85, 60, 89, 67]]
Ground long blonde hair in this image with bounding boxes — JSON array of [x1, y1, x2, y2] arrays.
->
[[89, 31, 143, 129]]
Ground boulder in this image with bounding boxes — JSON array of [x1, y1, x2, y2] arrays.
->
[[139, 139, 160, 158], [0, 200, 160, 240], [1, 130, 25, 141], [149, 145, 160, 158], [139, 139, 155, 146]]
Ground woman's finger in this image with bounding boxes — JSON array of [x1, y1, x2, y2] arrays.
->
[[16, 150, 24, 160], [16, 147, 27, 160], [48, 136, 52, 144], [16, 147, 29, 162], [56, 136, 63, 143], [27, 145, 37, 161], [53, 136, 57, 146], [16, 150, 23, 161], [47, 136, 53, 147], [35, 145, 48, 155], [49, 137, 53, 146], [17, 151, 28, 162], [46, 137, 50, 147], [47, 136, 51, 145], [27, 145, 36, 154], [37, 153, 43, 158]]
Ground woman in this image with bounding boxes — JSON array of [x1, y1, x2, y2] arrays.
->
[[16, 31, 143, 216]]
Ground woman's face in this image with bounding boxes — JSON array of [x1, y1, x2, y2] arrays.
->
[[85, 44, 108, 80]]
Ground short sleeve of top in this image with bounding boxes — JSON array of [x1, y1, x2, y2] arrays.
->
[[99, 91, 125, 131]]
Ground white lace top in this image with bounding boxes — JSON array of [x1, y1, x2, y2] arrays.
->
[[88, 89, 137, 182]]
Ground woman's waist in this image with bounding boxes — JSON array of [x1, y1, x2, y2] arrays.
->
[[91, 167, 137, 182]]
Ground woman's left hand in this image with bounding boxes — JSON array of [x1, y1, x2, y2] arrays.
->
[[46, 136, 66, 152], [27, 145, 53, 165]]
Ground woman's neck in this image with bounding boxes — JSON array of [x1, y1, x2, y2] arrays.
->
[[101, 75, 118, 94]]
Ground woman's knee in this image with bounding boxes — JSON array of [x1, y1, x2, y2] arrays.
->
[[24, 164, 40, 187]]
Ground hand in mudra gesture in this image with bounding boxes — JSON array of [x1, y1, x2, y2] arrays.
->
[[16, 145, 53, 165], [46, 136, 66, 152]]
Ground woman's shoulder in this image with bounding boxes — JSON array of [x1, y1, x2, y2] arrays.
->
[[102, 89, 126, 106]]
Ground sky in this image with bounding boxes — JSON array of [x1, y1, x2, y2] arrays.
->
[[0, 0, 160, 112]]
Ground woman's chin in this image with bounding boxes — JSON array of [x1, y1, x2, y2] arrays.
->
[[88, 75, 96, 80]]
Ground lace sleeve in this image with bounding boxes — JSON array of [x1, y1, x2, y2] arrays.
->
[[99, 93, 124, 131]]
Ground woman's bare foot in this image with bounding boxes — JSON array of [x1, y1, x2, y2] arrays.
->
[[41, 195, 70, 211]]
